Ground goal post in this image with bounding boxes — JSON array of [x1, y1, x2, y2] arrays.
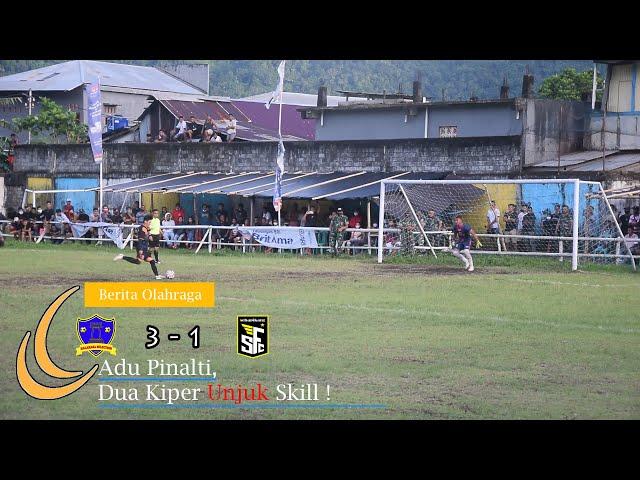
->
[[377, 178, 636, 271]]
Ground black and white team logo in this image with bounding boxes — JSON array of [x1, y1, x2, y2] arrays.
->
[[237, 315, 269, 358]]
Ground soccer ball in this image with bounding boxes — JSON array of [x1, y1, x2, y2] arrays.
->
[[165, 270, 175, 279]]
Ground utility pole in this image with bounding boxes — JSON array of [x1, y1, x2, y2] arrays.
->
[[27, 89, 33, 144]]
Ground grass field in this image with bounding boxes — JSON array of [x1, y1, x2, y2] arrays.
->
[[1, 239, 638, 419]]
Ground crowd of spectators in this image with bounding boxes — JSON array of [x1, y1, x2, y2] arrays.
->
[[147, 114, 237, 144], [2, 197, 638, 258]]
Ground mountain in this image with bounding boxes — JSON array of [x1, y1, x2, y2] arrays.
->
[[0, 60, 595, 100]]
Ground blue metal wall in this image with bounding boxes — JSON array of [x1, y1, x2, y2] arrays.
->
[[54, 178, 98, 213]]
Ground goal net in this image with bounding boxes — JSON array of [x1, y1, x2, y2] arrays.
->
[[377, 179, 636, 270]]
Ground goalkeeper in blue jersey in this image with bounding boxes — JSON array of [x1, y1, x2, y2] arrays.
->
[[450, 215, 482, 272]]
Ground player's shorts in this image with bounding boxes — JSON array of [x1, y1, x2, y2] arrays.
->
[[148, 234, 160, 248], [455, 242, 471, 251]]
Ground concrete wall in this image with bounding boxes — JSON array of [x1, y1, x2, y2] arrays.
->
[[101, 90, 153, 125], [315, 103, 523, 141], [316, 108, 427, 141], [522, 99, 588, 167], [3, 137, 523, 210], [427, 103, 522, 138], [584, 114, 640, 150]]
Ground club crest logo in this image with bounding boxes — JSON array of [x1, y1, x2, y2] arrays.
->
[[76, 315, 117, 357], [237, 315, 269, 358]]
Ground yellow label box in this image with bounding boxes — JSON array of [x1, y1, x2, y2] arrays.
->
[[85, 282, 215, 308]]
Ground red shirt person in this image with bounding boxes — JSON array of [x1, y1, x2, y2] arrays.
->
[[348, 210, 363, 228], [63, 199, 74, 217], [171, 203, 186, 222]]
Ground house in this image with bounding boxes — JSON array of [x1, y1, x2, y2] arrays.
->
[[299, 79, 589, 169], [0, 60, 208, 143]]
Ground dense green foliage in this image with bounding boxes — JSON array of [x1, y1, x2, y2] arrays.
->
[[0, 60, 596, 100], [9, 97, 87, 144], [538, 67, 603, 101]]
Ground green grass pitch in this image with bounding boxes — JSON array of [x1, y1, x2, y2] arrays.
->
[[1, 240, 638, 419]]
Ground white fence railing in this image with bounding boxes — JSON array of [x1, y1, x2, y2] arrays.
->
[[1, 219, 638, 262]]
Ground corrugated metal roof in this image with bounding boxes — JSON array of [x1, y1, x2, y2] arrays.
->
[[232, 101, 316, 140], [237, 91, 351, 107], [100, 171, 461, 202], [566, 152, 640, 172], [153, 99, 306, 142], [533, 150, 618, 167], [0, 60, 203, 94]]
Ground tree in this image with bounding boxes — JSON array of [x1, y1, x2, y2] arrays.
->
[[11, 97, 87, 144], [538, 68, 603, 101]]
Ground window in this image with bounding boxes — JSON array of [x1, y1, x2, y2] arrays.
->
[[104, 104, 118, 115], [439, 125, 458, 138]]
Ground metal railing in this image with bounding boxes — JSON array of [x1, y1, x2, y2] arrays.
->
[[1, 220, 638, 261]]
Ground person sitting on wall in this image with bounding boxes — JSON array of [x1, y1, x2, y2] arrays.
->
[[155, 129, 168, 142], [171, 115, 188, 142], [186, 115, 202, 141]]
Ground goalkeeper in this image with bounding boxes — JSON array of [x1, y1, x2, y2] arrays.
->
[[449, 215, 482, 272]]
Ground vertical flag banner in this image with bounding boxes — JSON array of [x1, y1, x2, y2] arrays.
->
[[273, 139, 285, 212], [87, 81, 103, 163], [265, 60, 286, 110], [268, 60, 286, 214]]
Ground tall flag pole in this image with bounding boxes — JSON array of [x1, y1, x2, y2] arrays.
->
[[87, 77, 103, 212], [267, 60, 286, 225]]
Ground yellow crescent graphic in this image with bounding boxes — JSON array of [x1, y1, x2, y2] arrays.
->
[[35, 286, 83, 378], [16, 286, 99, 400]]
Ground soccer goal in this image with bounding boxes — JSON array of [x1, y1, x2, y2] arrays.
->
[[377, 178, 637, 271]]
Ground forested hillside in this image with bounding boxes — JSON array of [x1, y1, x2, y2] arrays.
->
[[0, 60, 594, 100]]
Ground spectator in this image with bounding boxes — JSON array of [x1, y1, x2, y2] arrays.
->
[[198, 204, 213, 242], [556, 204, 572, 253], [146, 133, 154, 143], [234, 204, 247, 226], [262, 205, 272, 224], [175, 216, 186, 247], [135, 205, 147, 225], [348, 209, 363, 228], [503, 203, 518, 251], [10, 216, 22, 240], [122, 207, 135, 224], [516, 202, 528, 251], [63, 199, 74, 218], [523, 205, 537, 251], [41, 201, 55, 238], [346, 221, 366, 254], [4, 133, 18, 170], [203, 115, 215, 141], [132, 201, 141, 216], [155, 129, 168, 142], [77, 208, 90, 222], [112, 208, 123, 224], [486, 200, 501, 234], [630, 206, 640, 234], [224, 114, 237, 142], [624, 227, 640, 256], [186, 115, 202, 141], [229, 217, 242, 247], [216, 203, 229, 224], [162, 212, 177, 249], [618, 207, 630, 234], [186, 216, 196, 249], [100, 206, 112, 223], [423, 209, 443, 248], [172, 115, 188, 142], [171, 203, 185, 222], [20, 217, 33, 242]]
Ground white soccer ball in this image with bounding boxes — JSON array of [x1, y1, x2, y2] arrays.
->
[[165, 270, 175, 279]]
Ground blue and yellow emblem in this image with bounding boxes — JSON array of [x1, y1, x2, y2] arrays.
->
[[76, 315, 117, 357]]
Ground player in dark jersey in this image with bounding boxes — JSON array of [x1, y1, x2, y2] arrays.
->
[[113, 215, 164, 279], [450, 215, 482, 272]]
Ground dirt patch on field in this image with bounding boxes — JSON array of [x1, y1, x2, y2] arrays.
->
[[371, 264, 519, 276]]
